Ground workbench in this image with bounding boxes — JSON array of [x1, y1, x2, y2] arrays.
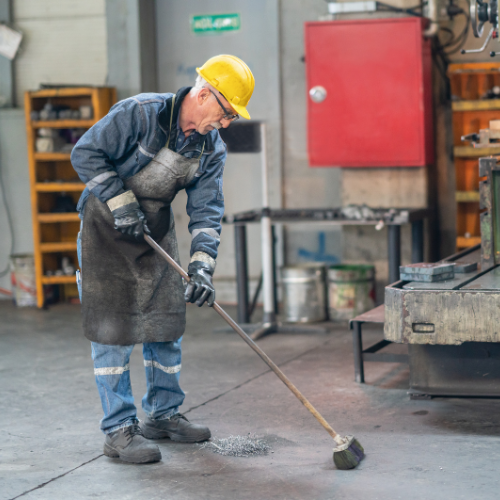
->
[[380, 154, 500, 398], [223, 207, 430, 324], [385, 244, 500, 398]]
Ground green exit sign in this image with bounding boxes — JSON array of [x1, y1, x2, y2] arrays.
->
[[191, 13, 240, 34]]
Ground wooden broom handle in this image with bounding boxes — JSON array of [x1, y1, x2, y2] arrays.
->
[[145, 235, 340, 442]]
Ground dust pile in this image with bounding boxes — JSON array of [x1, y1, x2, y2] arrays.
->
[[202, 434, 271, 457]]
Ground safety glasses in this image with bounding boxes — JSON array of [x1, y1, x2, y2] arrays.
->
[[209, 90, 240, 122]]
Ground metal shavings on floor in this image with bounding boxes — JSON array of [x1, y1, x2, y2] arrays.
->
[[202, 434, 271, 457]]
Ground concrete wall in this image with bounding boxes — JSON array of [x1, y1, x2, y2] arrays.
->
[[13, 0, 108, 105], [0, 0, 489, 304], [0, 109, 32, 294], [155, 0, 282, 302], [105, 0, 157, 101], [0, 0, 108, 298], [279, 0, 343, 267]]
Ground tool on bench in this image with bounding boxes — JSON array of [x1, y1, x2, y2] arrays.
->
[[145, 233, 365, 470]]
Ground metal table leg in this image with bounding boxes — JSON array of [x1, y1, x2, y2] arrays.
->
[[271, 224, 279, 314], [388, 225, 401, 284], [411, 219, 424, 264], [352, 321, 365, 383], [234, 224, 250, 324]]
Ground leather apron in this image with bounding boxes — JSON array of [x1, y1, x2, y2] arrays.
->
[[81, 96, 204, 345]]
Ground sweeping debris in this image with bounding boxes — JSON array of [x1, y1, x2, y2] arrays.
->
[[146, 234, 365, 470], [202, 435, 270, 457]]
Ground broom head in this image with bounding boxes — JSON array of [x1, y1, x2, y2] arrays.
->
[[332, 435, 364, 470]]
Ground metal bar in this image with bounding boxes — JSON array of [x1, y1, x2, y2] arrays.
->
[[363, 339, 392, 354], [248, 272, 263, 319], [411, 220, 424, 263], [352, 322, 365, 383], [260, 123, 276, 324], [388, 225, 401, 284], [442, 243, 481, 262], [0, 0, 14, 107], [234, 224, 250, 324], [271, 224, 279, 314]]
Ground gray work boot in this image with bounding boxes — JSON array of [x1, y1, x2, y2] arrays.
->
[[141, 413, 211, 443], [103, 423, 162, 463]]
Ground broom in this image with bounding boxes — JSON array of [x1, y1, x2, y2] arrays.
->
[[145, 234, 365, 470]]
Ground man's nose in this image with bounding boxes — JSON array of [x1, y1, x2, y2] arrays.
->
[[220, 118, 232, 129]]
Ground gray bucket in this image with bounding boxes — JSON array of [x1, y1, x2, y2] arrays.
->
[[281, 264, 327, 323], [10, 254, 37, 307], [328, 264, 375, 322]]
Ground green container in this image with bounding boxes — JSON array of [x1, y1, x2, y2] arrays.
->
[[327, 264, 375, 322]]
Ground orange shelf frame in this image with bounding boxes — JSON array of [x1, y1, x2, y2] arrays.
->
[[25, 86, 117, 307], [32, 120, 95, 129], [448, 62, 500, 252], [38, 213, 81, 223], [35, 183, 85, 192], [41, 275, 77, 285]]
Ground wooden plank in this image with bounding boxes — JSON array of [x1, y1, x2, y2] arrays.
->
[[462, 266, 500, 290], [40, 242, 77, 253], [452, 99, 500, 111], [34, 152, 71, 161], [38, 213, 80, 223], [350, 304, 385, 324], [448, 62, 500, 74], [32, 120, 94, 129], [454, 146, 500, 158], [35, 183, 84, 192], [456, 191, 480, 202], [41, 275, 76, 285], [28, 87, 96, 98], [457, 236, 482, 248]]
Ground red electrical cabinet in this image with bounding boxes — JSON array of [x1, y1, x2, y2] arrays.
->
[[305, 17, 433, 168]]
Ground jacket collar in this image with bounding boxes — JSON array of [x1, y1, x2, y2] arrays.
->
[[159, 86, 214, 152]]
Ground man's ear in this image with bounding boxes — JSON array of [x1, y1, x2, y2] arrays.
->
[[198, 88, 210, 105]]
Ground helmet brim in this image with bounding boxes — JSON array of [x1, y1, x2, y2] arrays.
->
[[230, 103, 250, 120]]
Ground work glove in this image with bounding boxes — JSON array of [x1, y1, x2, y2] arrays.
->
[[106, 190, 150, 241], [184, 260, 216, 307]]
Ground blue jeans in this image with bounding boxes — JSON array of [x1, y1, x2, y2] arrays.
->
[[91, 340, 185, 434], [77, 226, 185, 434]]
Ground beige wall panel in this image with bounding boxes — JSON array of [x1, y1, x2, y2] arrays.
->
[[14, 0, 105, 19], [342, 168, 428, 208], [280, 0, 343, 209], [13, 2, 107, 105]]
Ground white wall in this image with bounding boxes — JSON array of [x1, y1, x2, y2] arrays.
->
[[0, 109, 32, 294], [0, 0, 109, 298], [279, 0, 343, 266], [13, 0, 108, 105], [155, 0, 282, 302]]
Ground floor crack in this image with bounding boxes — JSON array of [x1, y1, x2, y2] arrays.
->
[[184, 338, 332, 415], [8, 454, 104, 500]]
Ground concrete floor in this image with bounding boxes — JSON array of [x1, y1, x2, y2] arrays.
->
[[1, 302, 500, 500]]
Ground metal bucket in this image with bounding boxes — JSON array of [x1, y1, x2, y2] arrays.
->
[[10, 254, 37, 307], [281, 264, 327, 323], [328, 264, 375, 322]]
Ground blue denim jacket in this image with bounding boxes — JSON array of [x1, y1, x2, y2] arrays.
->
[[71, 87, 227, 260]]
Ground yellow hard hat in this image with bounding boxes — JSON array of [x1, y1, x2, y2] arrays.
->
[[196, 54, 254, 120]]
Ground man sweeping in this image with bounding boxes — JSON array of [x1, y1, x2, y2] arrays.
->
[[71, 55, 255, 463]]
